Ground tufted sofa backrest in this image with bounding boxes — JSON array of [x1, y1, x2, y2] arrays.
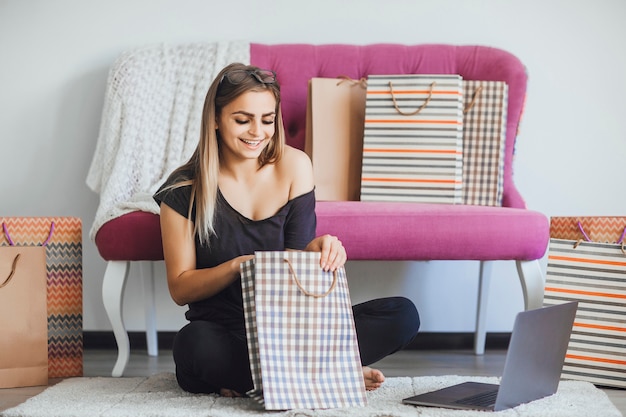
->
[[250, 43, 528, 208]]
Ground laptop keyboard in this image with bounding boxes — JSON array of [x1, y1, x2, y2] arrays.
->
[[453, 389, 498, 407]]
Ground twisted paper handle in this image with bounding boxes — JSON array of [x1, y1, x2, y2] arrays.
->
[[389, 81, 435, 116], [336, 75, 367, 88], [463, 85, 483, 114], [0, 253, 20, 289], [284, 258, 337, 298]]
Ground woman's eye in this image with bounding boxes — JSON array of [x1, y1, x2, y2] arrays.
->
[[234, 119, 249, 125], [262, 119, 275, 125]]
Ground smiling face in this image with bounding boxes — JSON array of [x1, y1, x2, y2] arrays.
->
[[215, 89, 277, 162]]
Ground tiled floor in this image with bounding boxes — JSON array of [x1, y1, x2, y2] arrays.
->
[[1, 348, 624, 414]]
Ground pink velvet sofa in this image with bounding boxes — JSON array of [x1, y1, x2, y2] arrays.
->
[[95, 43, 549, 377]]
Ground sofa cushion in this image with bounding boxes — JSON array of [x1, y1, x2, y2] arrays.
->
[[96, 205, 548, 262], [316, 201, 549, 261], [95, 211, 163, 261]]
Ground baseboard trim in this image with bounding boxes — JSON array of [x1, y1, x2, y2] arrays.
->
[[406, 332, 511, 350], [83, 331, 511, 351]]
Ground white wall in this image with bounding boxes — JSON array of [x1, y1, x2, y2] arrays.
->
[[1, 0, 625, 334]]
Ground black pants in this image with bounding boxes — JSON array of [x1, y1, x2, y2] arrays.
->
[[173, 296, 420, 394]]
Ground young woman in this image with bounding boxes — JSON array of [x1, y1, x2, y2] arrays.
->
[[154, 63, 420, 397]]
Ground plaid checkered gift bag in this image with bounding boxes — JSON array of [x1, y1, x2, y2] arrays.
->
[[462, 80, 508, 206], [544, 217, 626, 388], [241, 251, 367, 410], [360, 74, 464, 203]]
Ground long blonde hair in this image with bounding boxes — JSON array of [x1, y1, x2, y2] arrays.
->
[[162, 63, 285, 245]]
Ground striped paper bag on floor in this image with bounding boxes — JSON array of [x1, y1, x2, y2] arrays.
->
[[544, 216, 626, 388], [360, 74, 463, 203], [462, 80, 508, 206], [0, 217, 83, 378]]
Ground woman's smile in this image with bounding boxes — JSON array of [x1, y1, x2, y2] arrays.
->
[[239, 137, 267, 148]]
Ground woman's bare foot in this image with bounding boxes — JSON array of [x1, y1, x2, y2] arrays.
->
[[362, 366, 385, 391], [219, 388, 242, 397], [220, 369, 384, 395]]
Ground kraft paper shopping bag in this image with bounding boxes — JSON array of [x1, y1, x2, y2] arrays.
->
[[0, 218, 83, 378], [305, 77, 367, 201], [0, 245, 48, 388]]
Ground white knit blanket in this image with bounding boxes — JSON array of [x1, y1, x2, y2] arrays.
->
[[86, 41, 250, 241]]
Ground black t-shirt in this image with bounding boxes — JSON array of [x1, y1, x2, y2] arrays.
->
[[153, 171, 316, 329]]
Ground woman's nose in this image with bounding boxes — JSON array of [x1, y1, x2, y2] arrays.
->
[[248, 120, 263, 137]]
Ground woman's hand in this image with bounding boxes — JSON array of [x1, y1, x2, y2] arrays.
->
[[231, 254, 255, 273], [305, 234, 347, 272]]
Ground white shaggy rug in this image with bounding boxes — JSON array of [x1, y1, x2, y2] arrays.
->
[[2, 373, 622, 417]]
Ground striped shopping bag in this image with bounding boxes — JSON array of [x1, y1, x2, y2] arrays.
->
[[462, 80, 508, 206], [360, 74, 463, 203], [544, 216, 626, 388], [0, 217, 83, 378], [241, 251, 366, 410]]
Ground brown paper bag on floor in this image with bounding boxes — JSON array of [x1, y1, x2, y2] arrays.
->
[[305, 77, 366, 201], [0, 245, 48, 388], [1, 217, 83, 378]]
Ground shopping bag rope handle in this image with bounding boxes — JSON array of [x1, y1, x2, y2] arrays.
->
[[284, 258, 338, 298], [2, 221, 55, 246], [463, 86, 483, 114], [0, 253, 20, 289], [575, 221, 626, 255], [388, 81, 435, 116], [336, 75, 367, 88]]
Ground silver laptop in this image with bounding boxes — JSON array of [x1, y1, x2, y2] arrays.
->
[[402, 302, 578, 412]]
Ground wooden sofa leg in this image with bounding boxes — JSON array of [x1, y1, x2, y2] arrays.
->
[[140, 261, 158, 357], [102, 260, 131, 377], [515, 260, 545, 310], [474, 260, 493, 355]]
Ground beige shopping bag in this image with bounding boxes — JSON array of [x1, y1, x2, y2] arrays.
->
[[0, 245, 48, 388], [0, 218, 83, 378], [305, 77, 367, 201]]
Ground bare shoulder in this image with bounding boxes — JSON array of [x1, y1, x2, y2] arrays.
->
[[278, 145, 314, 197], [281, 145, 313, 170]]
